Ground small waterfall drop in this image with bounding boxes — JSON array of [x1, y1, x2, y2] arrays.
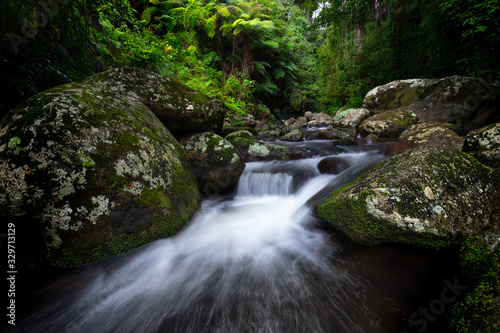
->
[[11, 150, 401, 333]]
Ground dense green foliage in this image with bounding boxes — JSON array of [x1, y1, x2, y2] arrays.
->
[[449, 237, 500, 332], [315, 0, 500, 111], [1, 0, 498, 118]]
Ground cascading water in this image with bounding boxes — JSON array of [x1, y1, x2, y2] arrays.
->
[[10, 145, 452, 333]]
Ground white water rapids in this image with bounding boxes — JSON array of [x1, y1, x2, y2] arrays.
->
[[12, 149, 424, 333]]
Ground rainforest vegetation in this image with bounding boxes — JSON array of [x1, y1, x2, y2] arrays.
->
[[0, 0, 499, 119]]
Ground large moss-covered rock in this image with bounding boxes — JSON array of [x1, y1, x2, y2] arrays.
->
[[179, 132, 245, 196], [0, 83, 201, 269], [463, 122, 500, 167], [359, 109, 418, 138], [226, 137, 315, 162], [332, 108, 371, 128], [83, 67, 226, 136], [363, 76, 491, 130], [363, 79, 433, 111], [385, 122, 464, 156], [315, 147, 500, 249]]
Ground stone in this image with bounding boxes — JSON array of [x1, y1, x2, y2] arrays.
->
[[225, 130, 255, 140], [0, 82, 201, 269], [83, 67, 226, 136], [463, 122, 500, 168], [332, 108, 371, 128], [317, 157, 351, 175], [318, 127, 357, 141], [363, 76, 493, 132], [359, 109, 418, 138], [315, 147, 500, 249], [385, 122, 464, 156], [281, 128, 303, 142], [179, 132, 245, 196], [226, 137, 316, 162]]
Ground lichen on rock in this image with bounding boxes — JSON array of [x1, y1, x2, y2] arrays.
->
[[315, 147, 500, 249], [0, 82, 201, 268], [179, 132, 245, 196], [83, 67, 226, 136]]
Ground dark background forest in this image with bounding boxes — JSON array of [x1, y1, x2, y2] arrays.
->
[[1, 0, 499, 120]]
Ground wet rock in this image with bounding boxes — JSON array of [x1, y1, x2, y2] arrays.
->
[[359, 109, 418, 138], [226, 137, 315, 162], [0, 82, 201, 269], [83, 67, 226, 136], [317, 157, 351, 175], [363, 76, 493, 132], [281, 129, 304, 142], [255, 121, 270, 132], [332, 108, 371, 128], [180, 132, 245, 196], [362, 134, 379, 144], [222, 126, 258, 137], [225, 130, 255, 140], [318, 127, 357, 140], [385, 122, 464, 156], [463, 122, 500, 168], [315, 147, 500, 249], [304, 112, 333, 127]]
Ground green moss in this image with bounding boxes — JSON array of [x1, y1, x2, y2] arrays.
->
[[449, 242, 500, 333]]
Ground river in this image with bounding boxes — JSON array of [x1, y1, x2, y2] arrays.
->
[[10, 133, 457, 333]]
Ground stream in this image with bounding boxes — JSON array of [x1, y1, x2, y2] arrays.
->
[[10, 134, 457, 333]]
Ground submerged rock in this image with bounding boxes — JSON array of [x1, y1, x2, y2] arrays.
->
[[385, 122, 464, 156], [84, 67, 226, 136], [359, 109, 418, 138], [0, 82, 201, 268], [180, 132, 245, 196], [315, 147, 500, 249]]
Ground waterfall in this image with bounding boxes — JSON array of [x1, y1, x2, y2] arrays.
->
[[11, 152, 391, 333]]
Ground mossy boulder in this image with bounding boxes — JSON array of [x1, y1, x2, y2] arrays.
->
[[222, 126, 258, 137], [83, 67, 226, 136], [226, 137, 315, 162], [179, 132, 245, 196], [304, 111, 333, 127], [315, 147, 500, 249], [385, 122, 464, 156], [332, 108, 371, 128], [281, 128, 303, 142], [463, 122, 500, 168], [225, 130, 255, 140], [363, 76, 491, 131], [0, 82, 201, 269], [359, 109, 418, 138], [363, 79, 433, 111]]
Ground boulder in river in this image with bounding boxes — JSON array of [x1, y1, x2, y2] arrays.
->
[[226, 137, 316, 162], [332, 108, 371, 128], [363, 76, 494, 133], [359, 109, 418, 138], [317, 157, 351, 175], [385, 122, 464, 156], [281, 128, 304, 142], [315, 147, 500, 249], [0, 82, 201, 268], [463, 122, 500, 168], [180, 132, 245, 196], [84, 67, 226, 136]]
